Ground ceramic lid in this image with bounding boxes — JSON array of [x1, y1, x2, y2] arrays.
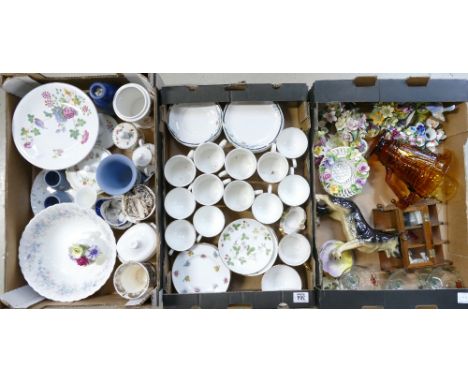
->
[[112, 122, 139, 149], [117, 223, 158, 262]]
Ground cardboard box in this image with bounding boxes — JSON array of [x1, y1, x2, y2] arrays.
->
[[311, 77, 468, 308], [0, 73, 161, 308], [157, 83, 316, 308]]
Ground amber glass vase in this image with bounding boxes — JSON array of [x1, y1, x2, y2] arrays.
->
[[373, 136, 457, 208]]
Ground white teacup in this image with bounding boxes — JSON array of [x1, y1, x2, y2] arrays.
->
[[252, 185, 283, 224], [164, 187, 196, 220], [279, 233, 311, 266], [278, 168, 310, 206], [164, 153, 196, 187], [257, 144, 289, 183], [224, 180, 262, 212], [193, 206, 225, 239], [190, 174, 231, 206], [221, 148, 257, 180], [194, 140, 227, 174], [276, 127, 308, 159], [165, 219, 196, 252], [280, 206, 306, 235]]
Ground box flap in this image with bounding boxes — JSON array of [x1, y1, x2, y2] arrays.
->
[[311, 79, 380, 103], [0, 285, 45, 308], [380, 79, 468, 102], [160, 83, 308, 105]]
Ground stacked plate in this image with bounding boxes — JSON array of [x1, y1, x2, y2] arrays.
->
[[223, 102, 284, 153], [218, 219, 278, 276], [168, 103, 223, 147], [172, 243, 230, 294]]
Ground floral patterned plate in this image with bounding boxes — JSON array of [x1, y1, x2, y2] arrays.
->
[[65, 146, 111, 194], [218, 219, 277, 276], [96, 113, 118, 149], [172, 243, 230, 294], [319, 146, 370, 198], [19, 203, 116, 302], [30, 170, 76, 215], [12, 83, 99, 170]]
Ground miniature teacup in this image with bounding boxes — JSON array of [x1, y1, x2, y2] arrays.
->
[[113, 262, 156, 300], [112, 122, 142, 150], [43, 191, 73, 208], [276, 127, 308, 159], [164, 187, 196, 220], [252, 184, 284, 224], [164, 153, 196, 187], [280, 206, 306, 235], [279, 233, 311, 266], [194, 139, 227, 174], [220, 148, 257, 180], [165, 219, 197, 252], [44, 170, 70, 191], [223, 180, 262, 212], [257, 144, 289, 183], [193, 206, 225, 239], [96, 154, 140, 196], [278, 167, 310, 207], [189, 174, 231, 206], [113, 83, 152, 125], [74, 186, 97, 209]]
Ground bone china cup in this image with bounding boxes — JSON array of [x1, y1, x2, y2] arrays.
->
[[252, 185, 283, 225], [165, 220, 196, 252], [279, 233, 311, 266], [190, 174, 230, 206], [221, 148, 257, 180], [257, 147, 289, 184], [194, 140, 227, 174], [276, 127, 308, 159], [164, 187, 196, 220], [278, 168, 310, 207], [164, 154, 196, 187], [223, 180, 262, 212], [193, 206, 225, 238]]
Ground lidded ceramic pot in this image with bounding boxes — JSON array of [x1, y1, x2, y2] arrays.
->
[[117, 223, 158, 263]]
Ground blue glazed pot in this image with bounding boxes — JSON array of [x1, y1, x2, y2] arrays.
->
[[44, 170, 70, 191], [96, 154, 139, 196], [89, 82, 118, 114], [43, 191, 73, 208]]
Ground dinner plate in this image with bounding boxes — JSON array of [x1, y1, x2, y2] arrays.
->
[[30, 170, 75, 215], [96, 113, 117, 149], [172, 243, 230, 294], [19, 203, 116, 302], [218, 219, 276, 276], [223, 102, 284, 152], [66, 146, 111, 193], [12, 83, 99, 170], [168, 103, 223, 147], [319, 146, 370, 198]]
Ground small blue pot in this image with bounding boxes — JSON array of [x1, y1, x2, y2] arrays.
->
[[89, 82, 118, 115]]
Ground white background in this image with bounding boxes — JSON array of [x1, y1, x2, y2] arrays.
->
[[2, 1, 468, 381]]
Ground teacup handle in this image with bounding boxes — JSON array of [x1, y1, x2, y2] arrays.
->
[[254, 189, 264, 196], [267, 184, 273, 193], [289, 167, 295, 175], [196, 234, 203, 243], [187, 150, 194, 160], [222, 178, 232, 185], [169, 249, 175, 256], [291, 158, 297, 169], [218, 170, 228, 178], [219, 139, 227, 149], [138, 138, 145, 147], [270, 143, 277, 152], [149, 222, 157, 231]]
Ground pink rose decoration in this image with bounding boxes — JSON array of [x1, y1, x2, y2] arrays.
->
[[322, 172, 332, 181], [81, 130, 89, 144], [76, 257, 89, 266], [62, 107, 76, 119], [24, 142, 32, 149]]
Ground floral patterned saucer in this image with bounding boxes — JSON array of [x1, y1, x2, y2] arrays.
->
[[319, 146, 370, 198], [65, 146, 111, 194], [19, 203, 116, 302], [30, 170, 76, 215], [12, 83, 99, 170], [218, 219, 277, 276], [96, 113, 118, 149], [172, 243, 230, 294]]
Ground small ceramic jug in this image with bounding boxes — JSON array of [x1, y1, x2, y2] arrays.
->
[[132, 139, 155, 176]]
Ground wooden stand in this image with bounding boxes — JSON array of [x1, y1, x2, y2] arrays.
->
[[373, 200, 446, 271]]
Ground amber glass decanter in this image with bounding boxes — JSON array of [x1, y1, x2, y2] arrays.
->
[[372, 135, 457, 209]]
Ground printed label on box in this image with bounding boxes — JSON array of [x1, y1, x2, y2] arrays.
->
[[293, 292, 309, 304], [457, 292, 468, 304]]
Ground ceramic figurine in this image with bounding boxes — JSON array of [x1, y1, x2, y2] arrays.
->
[[425, 104, 456, 122], [316, 194, 400, 260]]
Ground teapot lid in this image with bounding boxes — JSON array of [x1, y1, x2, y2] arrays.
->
[[117, 223, 158, 262]]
